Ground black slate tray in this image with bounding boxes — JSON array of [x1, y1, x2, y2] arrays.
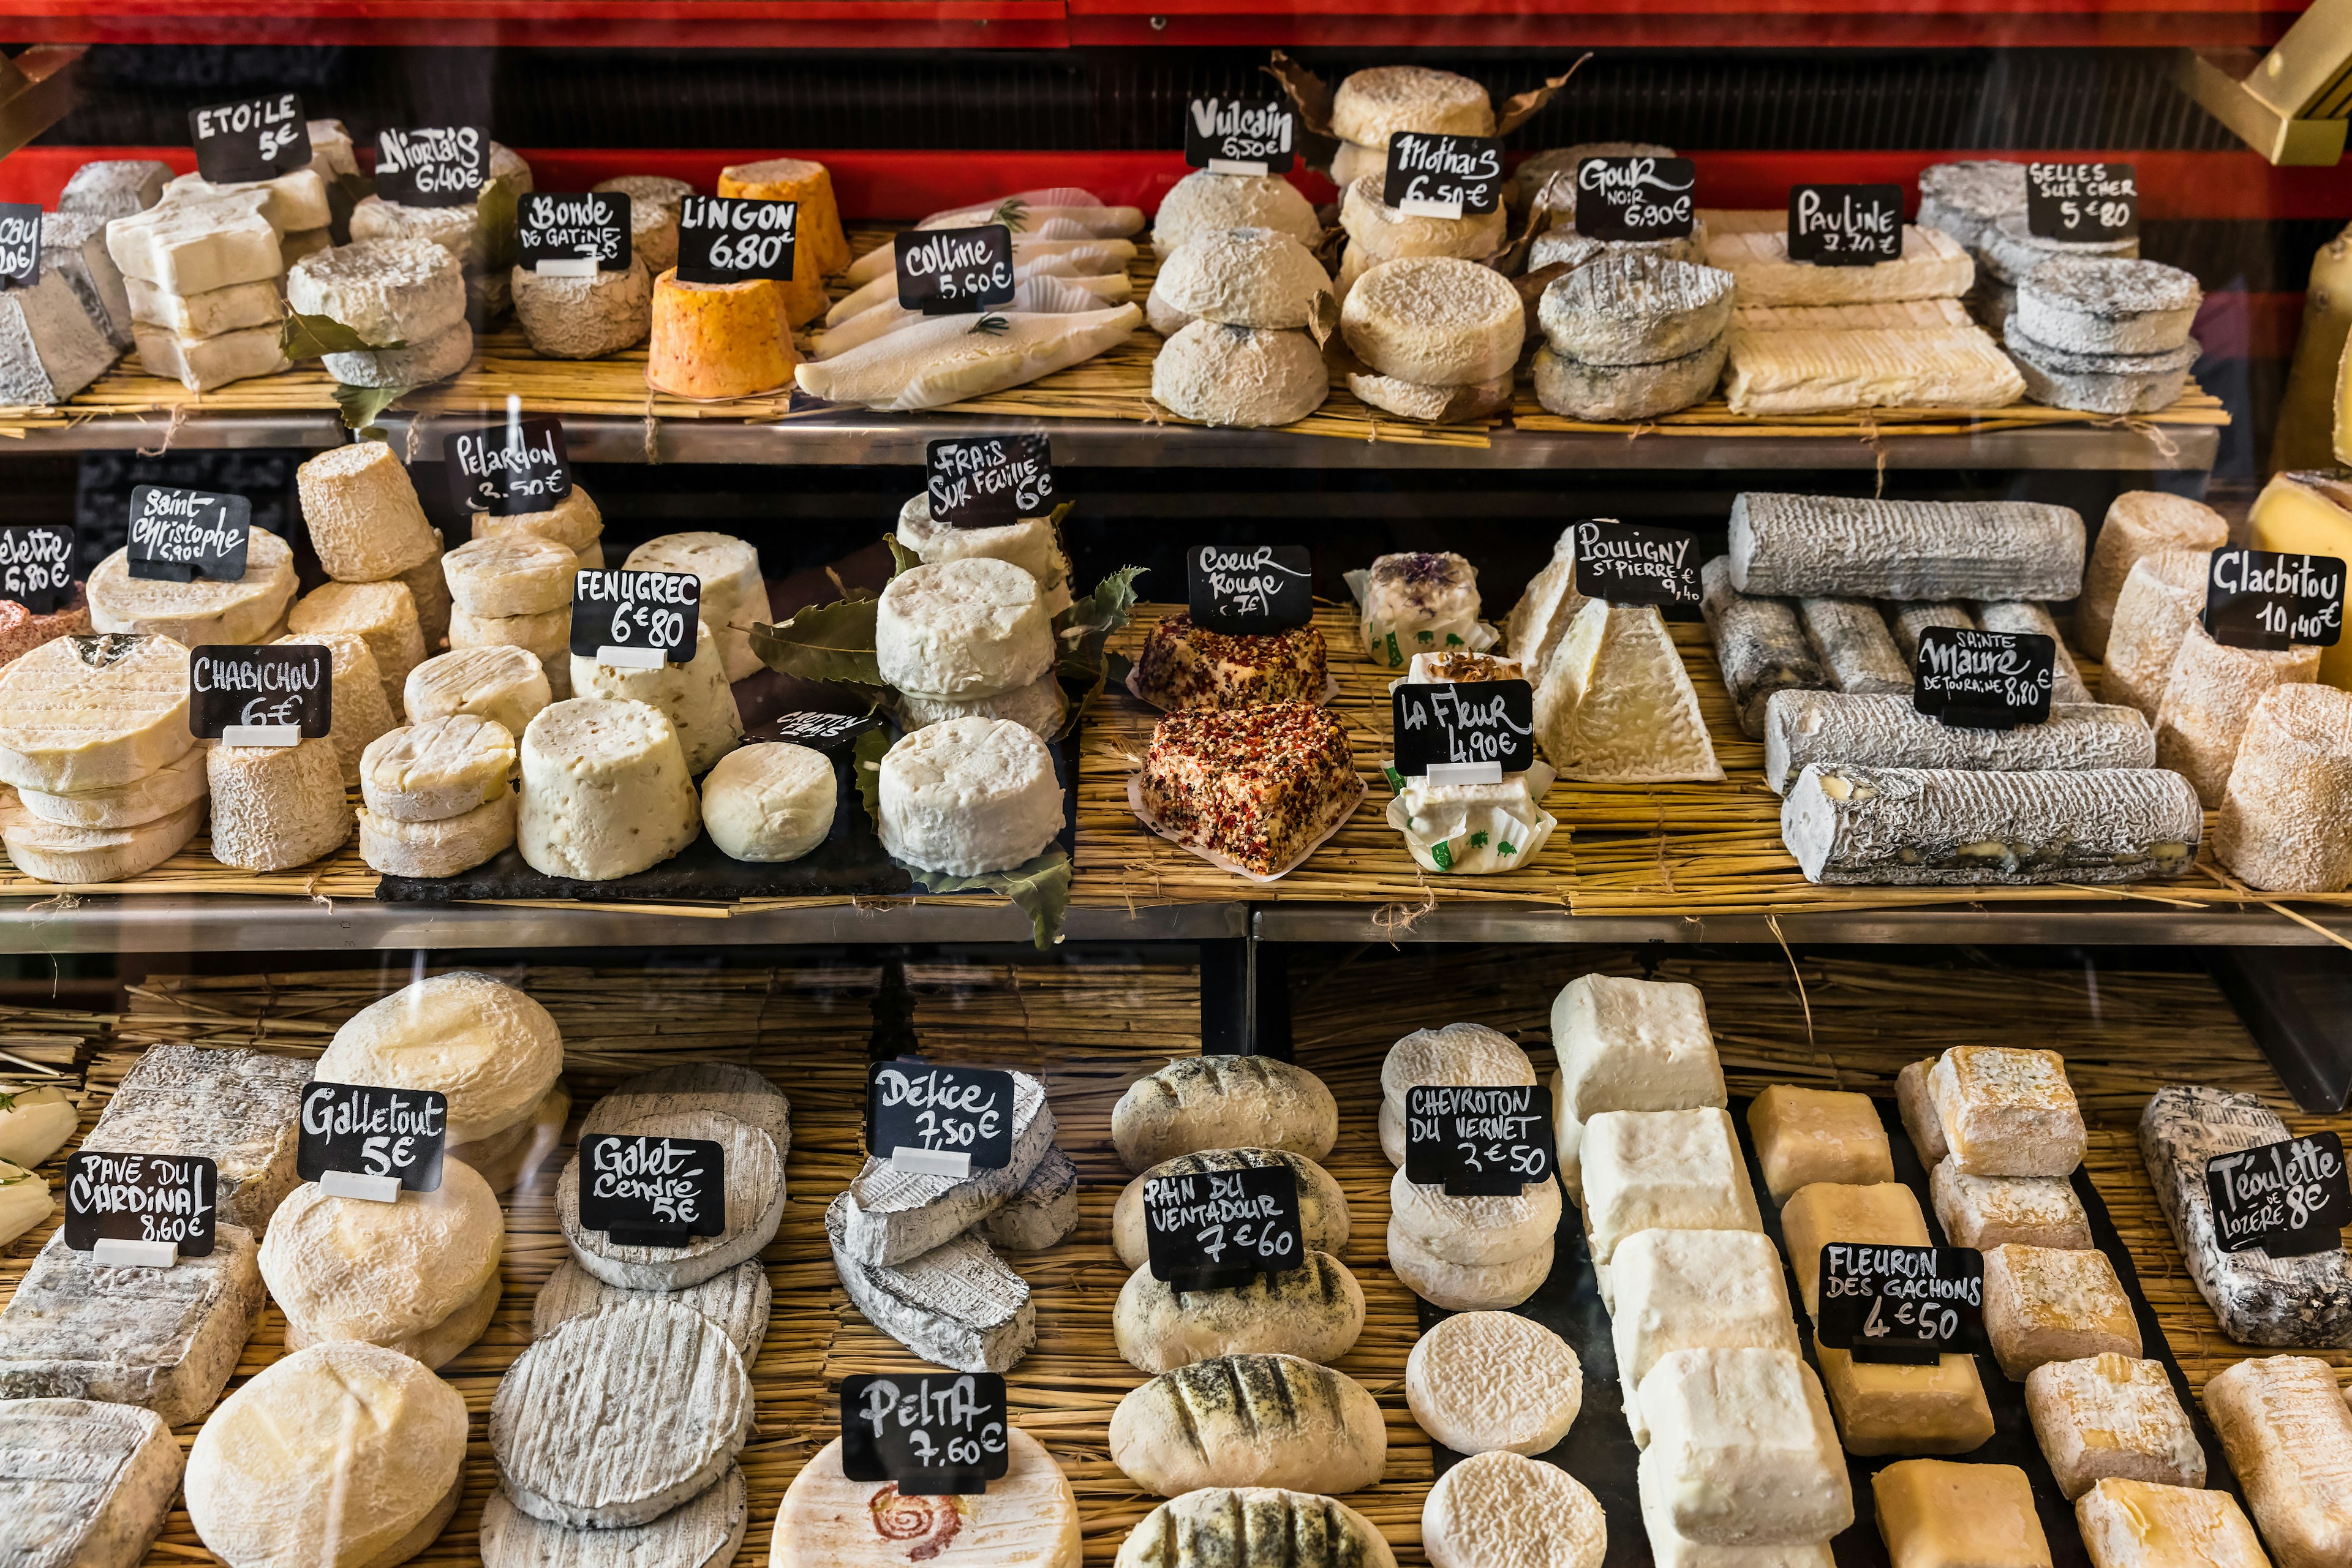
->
[[1414, 1095, 2242, 1567]]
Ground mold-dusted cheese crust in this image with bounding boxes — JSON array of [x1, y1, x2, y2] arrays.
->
[[824, 1191, 1036, 1373], [285, 236, 465, 345], [79, 1043, 311, 1232], [877, 559, 1055, 701], [1782, 764, 2201, 885], [2203, 1354, 2352, 1568], [1981, 1243, 2141, 1380], [1137, 704, 1359, 876], [1928, 1046, 2087, 1178], [1800, 597, 1912, 695], [1115, 1148, 1349, 1270], [1132, 614, 1328, 710], [559, 1110, 785, 1292], [2076, 1478, 2270, 1568], [532, 1257, 771, 1364], [1330, 64, 1493, 147], [1932, 1162, 2091, 1250], [2217, 683, 2352, 893], [1701, 556, 1822, 741], [1729, 492, 2083, 600], [1539, 252, 1735, 366], [1422, 1450, 1605, 1568], [2081, 492, 2229, 658], [1341, 255, 1523, 385], [1765, 692, 2150, 795], [259, 1158, 503, 1353], [2025, 1353, 2204, 1500], [2016, 256, 2201, 355]]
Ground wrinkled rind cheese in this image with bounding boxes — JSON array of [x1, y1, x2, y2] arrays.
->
[[559, 1110, 785, 1292], [1539, 252, 1735, 366], [0, 1398, 181, 1568], [0, 633, 192, 793], [532, 1257, 771, 1365], [1782, 764, 2201, 885], [1405, 1309, 1584, 1457], [2102, 548, 2212, 717], [1390, 1217, 1553, 1310], [2081, 491, 2229, 660], [1152, 321, 1329, 429], [647, 270, 801, 400], [1341, 255, 1522, 385], [405, 645, 554, 734], [843, 1069, 1052, 1265], [516, 698, 700, 880], [624, 531, 772, 684], [1764, 691, 2152, 796], [285, 236, 466, 347], [259, 1159, 503, 1360], [2217, 682, 2352, 892], [89, 529, 297, 647], [2154, 623, 2322, 806], [207, 737, 353, 872], [825, 1191, 1036, 1373], [296, 441, 443, 584], [1422, 1450, 1605, 1568], [322, 317, 472, 389], [1153, 171, 1321, 257], [1702, 556, 1821, 741], [513, 257, 654, 360], [78, 1043, 311, 1233], [1153, 227, 1332, 331], [472, 483, 605, 554], [1387, 1163, 1556, 1267], [1981, 1243, 2141, 1381], [1113, 1251, 1366, 1374], [481, 1464, 745, 1568], [1112, 1352, 1385, 1498], [986, 1145, 1082, 1251], [1536, 599, 1723, 782], [1536, 334, 1728, 421]]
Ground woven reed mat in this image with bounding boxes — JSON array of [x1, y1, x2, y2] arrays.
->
[[1509, 382, 2230, 440], [0, 794, 381, 899], [1076, 601, 2352, 920]]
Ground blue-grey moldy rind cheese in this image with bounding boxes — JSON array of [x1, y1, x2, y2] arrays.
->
[[982, 1145, 1083, 1252], [1728, 493, 2086, 601], [841, 1069, 1054, 1267], [1763, 692, 2155, 795], [1800, 597, 1913, 695], [0, 1396, 181, 1568], [824, 1190, 1036, 1373], [1781, 764, 2201, 884], [2139, 1085, 2352, 1348], [1700, 555, 1822, 740]]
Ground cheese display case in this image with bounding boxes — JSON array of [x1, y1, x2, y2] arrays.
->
[[2, 11, 2352, 1568]]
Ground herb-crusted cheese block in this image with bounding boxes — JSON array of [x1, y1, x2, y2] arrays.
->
[[2139, 1086, 2352, 1347], [0, 1225, 264, 1427], [1784, 764, 2200, 884], [560, 1110, 784, 1291], [1701, 556, 1821, 741], [2217, 684, 2352, 892], [1763, 692, 2153, 794], [840, 1068, 1052, 1266], [481, 1464, 745, 1568], [774, 1429, 1080, 1568], [0, 1398, 181, 1568], [1729, 492, 2085, 601], [571, 619, 744, 777], [80, 1043, 310, 1231], [532, 1257, 772, 1364], [1539, 252, 1734, 366], [1114, 1251, 1365, 1373], [1112, 1055, 1340, 1171], [1117, 1487, 1397, 1568], [518, 698, 701, 880], [1115, 1148, 1347, 1270], [824, 1191, 1036, 1372], [1113, 1353, 1385, 1498]]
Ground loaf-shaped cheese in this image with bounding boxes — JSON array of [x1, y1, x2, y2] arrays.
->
[[1113, 1252, 1365, 1373], [1112, 1354, 1384, 1497], [2217, 682, 2352, 892], [1112, 1055, 1340, 1171], [1763, 691, 2153, 794], [1700, 555, 1822, 739], [1117, 1488, 1396, 1568]]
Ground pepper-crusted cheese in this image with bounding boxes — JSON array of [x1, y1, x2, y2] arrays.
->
[[646, 268, 800, 400], [1137, 704, 1359, 877]]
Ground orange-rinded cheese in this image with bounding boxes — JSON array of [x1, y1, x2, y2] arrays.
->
[[771, 1427, 1080, 1568], [647, 268, 800, 400], [718, 156, 851, 279]]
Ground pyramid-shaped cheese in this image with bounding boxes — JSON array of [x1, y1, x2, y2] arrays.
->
[[1502, 526, 1588, 685], [1535, 600, 1723, 782]]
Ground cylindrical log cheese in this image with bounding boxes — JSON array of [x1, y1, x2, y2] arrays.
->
[[296, 441, 442, 582], [570, 619, 744, 775], [2153, 623, 2322, 805], [622, 532, 772, 684], [1782, 764, 2201, 884], [1729, 492, 2086, 601], [288, 579, 424, 712], [1975, 600, 2093, 704], [511, 258, 652, 360], [207, 737, 354, 871], [1701, 555, 1822, 740], [715, 156, 849, 277], [646, 270, 799, 399], [1801, 597, 1912, 695], [2215, 682, 2352, 891], [276, 630, 391, 788], [2080, 491, 2228, 659], [1764, 691, 2154, 795]]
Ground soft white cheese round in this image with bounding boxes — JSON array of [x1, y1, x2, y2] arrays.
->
[[1153, 170, 1322, 257], [405, 644, 553, 734], [1404, 1310, 1583, 1456], [516, 697, 700, 880], [570, 619, 744, 776], [877, 715, 1062, 875], [897, 670, 1068, 738], [360, 714, 516, 822], [442, 533, 576, 618], [258, 1158, 503, 1365], [359, 793, 516, 878], [1423, 1449, 1605, 1568], [875, 559, 1055, 701], [700, 742, 835, 862], [317, 970, 563, 1145], [88, 527, 298, 646], [0, 632, 194, 793], [1389, 1166, 1562, 1267], [895, 492, 1070, 590]]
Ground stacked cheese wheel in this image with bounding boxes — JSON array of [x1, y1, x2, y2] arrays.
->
[[894, 488, 1076, 617], [352, 140, 533, 322], [1532, 252, 1733, 422], [288, 235, 472, 391], [1150, 227, 1335, 429], [452, 481, 607, 698]]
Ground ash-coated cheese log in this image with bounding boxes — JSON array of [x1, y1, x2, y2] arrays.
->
[[1701, 554, 1823, 741], [1889, 600, 1975, 662], [1800, 597, 1912, 695], [1764, 691, 2153, 794], [1113, 1055, 1338, 1171], [0, 1398, 182, 1568], [1114, 1251, 1366, 1374], [1782, 764, 2201, 884], [1975, 600, 2093, 703], [2139, 1085, 2352, 1347], [1730, 492, 2086, 601], [1117, 1487, 1398, 1568], [2217, 684, 2352, 892], [1114, 1147, 1349, 1270], [825, 1191, 1035, 1372], [1112, 1352, 1386, 1497]]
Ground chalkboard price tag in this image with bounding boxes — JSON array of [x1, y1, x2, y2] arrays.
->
[[1381, 133, 1504, 219], [925, 435, 1055, 529], [1575, 156, 1698, 242], [0, 524, 75, 614], [64, 1151, 216, 1262], [2207, 1132, 2352, 1257], [296, 1080, 448, 1200], [576, 1133, 726, 1248], [127, 485, 250, 583], [1787, 183, 1904, 266], [189, 643, 333, 746], [2026, 162, 2138, 242], [0, 205, 40, 292], [446, 418, 571, 516], [517, 192, 631, 276], [1815, 1243, 1985, 1365], [895, 225, 1015, 315], [1187, 544, 1313, 635], [189, 94, 310, 185], [675, 195, 798, 285], [1183, 97, 1296, 176], [1142, 1163, 1305, 1291], [761, 710, 886, 755], [570, 569, 701, 667], [1403, 1084, 1554, 1197], [1912, 627, 2055, 731], [2203, 547, 2345, 652], [1392, 680, 1537, 782], [842, 1373, 1011, 1496], [1572, 519, 1700, 608], [374, 126, 492, 209], [866, 1060, 1017, 1178]]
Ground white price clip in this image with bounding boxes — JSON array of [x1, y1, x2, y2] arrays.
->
[[597, 645, 665, 670], [1425, 760, 1503, 786], [1399, 197, 1464, 221], [91, 1237, 177, 1268], [320, 1169, 402, 1204], [1207, 158, 1269, 176], [890, 1147, 972, 1178], [537, 257, 597, 278], [222, 723, 300, 747]]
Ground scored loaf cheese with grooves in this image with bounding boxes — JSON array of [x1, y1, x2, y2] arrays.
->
[[1389, 1219, 1553, 1310], [1113, 1353, 1385, 1497], [286, 236, 464, 347], [276, 630, 393, 788], [1800, 596, 1910, 695], [560, 1110, 784, 1291], [839, 1068, 1051, 1266], [824, 1191, 1036, 1372], [624, 532, 772, 684], [772, 1427, 1079, 1568], [1388, 1164, 1561, 1266], [2101, 547, 2212, 716], [1150, 227, 1333, 331], [984, 1145, 1082, 1251], [2154, 622, 2321, 805], [1117, 1487, 1396, 1568], [1763, 691, 2152, 794], [360, 788, 513, 875], [1113, 1055, 1340, 1170], [1539, 252, 1734, 365], [492, 1298, 752, 1529], [0, 1224, 264, 1427], [443, 533, 575, 619], [288, 578, 424, 707], [702, 741, 837, 862], [1150, 322, 1329, 429], [207, 736, 352, 872], [584, 1061, 791, 1151], [1974, 600, 2093, 704], [1700, 556, 1822, 741], [1728, 492, 2085, 600], [512, 257, 654, 360], [1406, 1310, 1583, 1456], [1113, 1147, 1349, 1270], [1341, 256, 1522, 385], [360, 714, 514, 821], [518, 698, 700, 880], [1705, 220, 1974, 305], [1422, 1450, 1605, 1568], [1153, 170, 1322, 255], [572, 618, 745, 776], [481, 1465, 745, 1568], [1340, 176, 1507, 263], [1114, 1250, 1365, 1373], [0, 1398, 182, 1568], [2081, 491, 2229, 659], [185, 1341, 467, 1568], [1534, 599, 1723, 783], [2217, 684, 2352, 892], [406, 644, 554, 734], [533, 1257, 771, 1363], [647, 271, 800, 399], [76, 1042, 310, 1232], [319, 971, 562, 1147], [0, 794, 205, 885], [88, 528, 296, 646], [1784, 764, 2201, 885]]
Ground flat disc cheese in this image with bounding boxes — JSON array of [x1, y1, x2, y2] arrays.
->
[[559, 1109, 785, 1291], [360, 794, 516, 878], [472, 484, 605, 554], [319, 971, 564, 1147], [360, 714, 517, 823], [1381, 1022, 1534, 1101], [0, 1398, 181, 1568], [1, 793, 203, 885], [1389, 1218, 1553, 1311], [492, 1298, 753, 1529], [1423, 1449, 1605, 1568], [481, 1464, 747, 1568], [88, 528, 296, 646], [1405, 1309, 1583, 1456], [771, 1428, 1079, 1568], [0, 633, 194, 793], [406, 644, 554, 735], [583, 1061, 791, 1157], [259, 1158, 504, 1361], [1389, 1167, 1561, 1267], [532, 1257, 772, 1364]]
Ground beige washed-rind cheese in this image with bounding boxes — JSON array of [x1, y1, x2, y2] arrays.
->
[[773, 1428, 1080, 1568], [532, 1257, 771, 1365], [472, 484, 604, 554], [561, 1110, 785, 1292], [517, 698, 699, 880], [2204, 1355, 2352, 1568], [406, 645, 552, 733], [207, 737, 352, 872], [76, 1042, 311, 1232], [2079, 492, 2228, 659], [2217, 682, 2352, 892], [0, 1397, 182, 1568], [571, 619, 744, 776], [1535, 600, 1723, 782], [2075, 1477, 2270, 1568], [1114, 1251, 1365, 1373], [2154, 622, 2322, 806], [624, 532, 774, 683], [288, 579, 424, 709], [1341, 255, 1522, 385], [259, 1158, 503, 1366], [442, 533, 576, 618], [1405, 1309, 1583, 1456], [1112, 1352, 1385, 1498], [1117, 1487, 1395, 1568], [295, 440, 443, 583], [318, 971, 562, 1146], [2101, 548, 2213, 716], [88, 529, 296, 646], [360, 714, 515, 822], [1112, 1056, 1340, 1171], [0, 793, 204, 885], [2025, 1352, 2204, 1501], [1423, 1449, 1605, 1568]]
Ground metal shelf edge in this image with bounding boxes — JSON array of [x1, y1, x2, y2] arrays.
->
[[1250, 902, 2352, 945]]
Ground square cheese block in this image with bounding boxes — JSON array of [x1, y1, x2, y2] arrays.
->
[[1982, 1244, 2141, 1381], [1781, 1180, 1930, 1322], [1637, 1346, 1854, 1547], [129, 322, 289, 393], [1815, 1342, 1994, 1456], [2204, 1354, 2352, 1568], [104, 189, 283, 295], [76, 1042, 312, 1232], [1932, 1159, 2091, 1250], [1872, 1460, 2053, 1568], [1637, 1461, 1836, 1568], [1611, 1229, 1801, 1447], [0, 1398, 183, 1568], [1747, 1086, 1895, 1205], [1581, 1108, 1763, 1272], [1929, 1047, 2086, 1178], [2024, 1353, 2204, 1501], [2076, 1479, 2269, 1568], [1551, 973, 1727, 1126], [1898, 1058, 1950, 1165]]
